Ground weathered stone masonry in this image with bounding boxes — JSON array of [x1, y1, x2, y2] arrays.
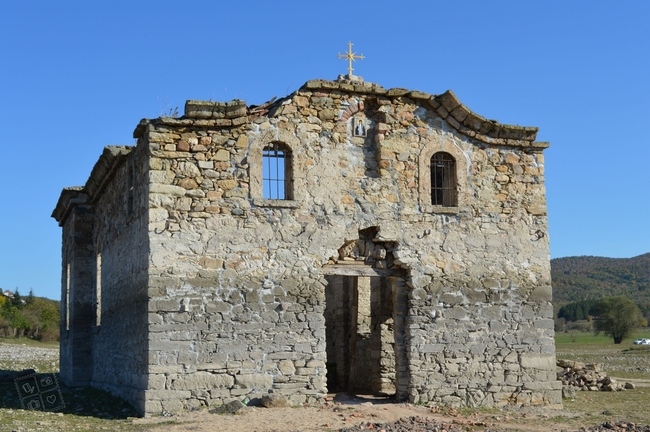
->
[[53, 75, 561, 416]]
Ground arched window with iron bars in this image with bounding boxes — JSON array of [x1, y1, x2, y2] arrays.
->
[[430, 152, 457, 206]]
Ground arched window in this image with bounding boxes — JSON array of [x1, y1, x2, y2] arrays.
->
[[430, 152, 457, 206], [262, 142, 293, 200]]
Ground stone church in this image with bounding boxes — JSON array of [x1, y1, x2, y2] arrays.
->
[[52, 73, 561, 416]]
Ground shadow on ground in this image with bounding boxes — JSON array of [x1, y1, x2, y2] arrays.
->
[[332, 392, 397, 405], [0, 369, 137, 419]]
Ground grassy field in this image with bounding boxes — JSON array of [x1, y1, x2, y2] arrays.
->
[[554, 329, 650, 427], [556, 329, 650, 379], [1, 333, 650, 431], [0, 337, 59, 348]]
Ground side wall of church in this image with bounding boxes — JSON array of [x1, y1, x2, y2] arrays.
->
[[59, 199, 95, 387], [141, 81, 560, 413], [88, 145, 151, 413]]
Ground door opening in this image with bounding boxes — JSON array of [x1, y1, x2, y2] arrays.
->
[[324, 275, 396, 396]]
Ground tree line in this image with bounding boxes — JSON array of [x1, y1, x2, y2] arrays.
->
[[557, 297, 648, 344], [0, 289, 60, 342], [558, 298, 650, 323]]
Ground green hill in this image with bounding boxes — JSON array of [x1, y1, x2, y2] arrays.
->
[[0, 289, 60, 341], [551, 252, 650, 304]]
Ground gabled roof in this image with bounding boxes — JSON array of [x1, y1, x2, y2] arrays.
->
[[301, 79, 542, 146], [134, 78, 546, 149]]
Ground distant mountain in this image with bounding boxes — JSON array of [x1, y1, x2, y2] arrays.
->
[[551, 253, 650, 304]]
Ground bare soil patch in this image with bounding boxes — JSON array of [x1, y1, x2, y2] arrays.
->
[[136, 397, 574, 432]]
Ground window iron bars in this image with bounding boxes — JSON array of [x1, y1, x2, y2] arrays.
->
[[262, 143, 292, 200], [430, 152, 457, 206]]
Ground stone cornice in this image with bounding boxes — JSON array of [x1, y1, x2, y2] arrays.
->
[[133, 79, 546, 149], [302, 79, 543, 147], [51, 187, 87, 225], [51, 146, 132, 225], [84, 146, 133, 201]]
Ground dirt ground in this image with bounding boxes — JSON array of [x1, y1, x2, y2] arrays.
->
[[130, 373, 650, 432], [134, 394, 583, 432], [3, 338, 650, 431]]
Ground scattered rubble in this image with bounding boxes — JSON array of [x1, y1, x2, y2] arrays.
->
[[0, 343, 59, 374], [338, 416, 650, 432], [338, 416, 493, 432], [557, 359, 635, 393], [580, 422, 650, 431]]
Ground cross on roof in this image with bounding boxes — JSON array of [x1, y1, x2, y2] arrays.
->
[[338, 41, 364, 75]]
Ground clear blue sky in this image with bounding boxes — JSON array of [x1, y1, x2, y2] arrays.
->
[[1, 1, 648, 300]]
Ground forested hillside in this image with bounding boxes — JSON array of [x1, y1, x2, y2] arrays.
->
[[0, 289, 60, 341], [551, 253, 650, 304]]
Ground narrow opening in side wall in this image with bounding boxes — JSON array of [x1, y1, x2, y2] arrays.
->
[[65, 262, 71, 331], [126, 161, 134, 216], [324, 275, 396, 397], [95, 251, 102, 327]]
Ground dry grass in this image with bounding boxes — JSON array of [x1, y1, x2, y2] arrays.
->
[[553, 330, 650, 428], [556, 330, 650, 379], [563, 389, 650, 426], [0, 337, 59, 349]]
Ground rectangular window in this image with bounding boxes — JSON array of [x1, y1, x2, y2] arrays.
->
[[262, 143, 292, 199]]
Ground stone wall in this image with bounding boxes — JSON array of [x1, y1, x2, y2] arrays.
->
[[54, 76, 560, 416], [136, 77, 560, 412], [53, 145, 151, 413], [57, 189, 94, 387], [89, 145, 150, 412]]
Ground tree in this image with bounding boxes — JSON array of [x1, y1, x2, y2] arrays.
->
[[11, 288, 22, 308], [0, 289, 60, 341], [26, 288, 35, 306], [592, 297, 644, 344]]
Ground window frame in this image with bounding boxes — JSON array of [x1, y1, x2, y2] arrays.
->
[[418, 138, 467, 214], [262, 142, 293, 200], [249, 130, 303, 208], [430, 152, 457, 207]]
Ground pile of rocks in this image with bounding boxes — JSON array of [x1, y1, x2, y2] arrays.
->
[[557, 359, 635, 394]]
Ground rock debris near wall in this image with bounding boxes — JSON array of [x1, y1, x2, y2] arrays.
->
[[338, 417, 650, 432], [557, 359, 635, 395]]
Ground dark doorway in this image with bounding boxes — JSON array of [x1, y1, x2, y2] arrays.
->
[[324, 274, 396, 396]]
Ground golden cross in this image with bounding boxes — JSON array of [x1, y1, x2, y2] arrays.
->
[[338, 41, 364, 75]]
